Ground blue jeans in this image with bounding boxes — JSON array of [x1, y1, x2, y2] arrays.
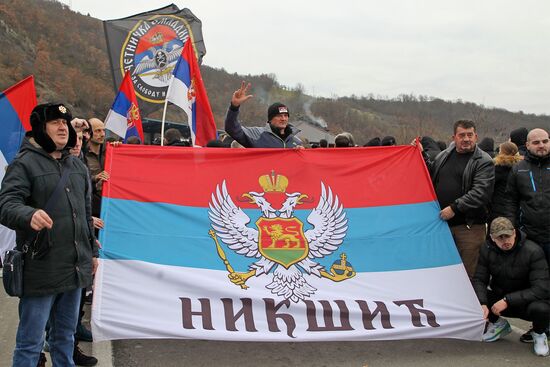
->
[[13, 288, 82, 367]]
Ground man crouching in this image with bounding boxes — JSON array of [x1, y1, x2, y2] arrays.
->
[[474, 217, 549, 356]]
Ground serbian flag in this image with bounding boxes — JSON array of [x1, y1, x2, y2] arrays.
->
[[165, 38, 217, 146], [0, 75, 36, 261], [92, 146, 484, 342], [104, 71, 144, 142]]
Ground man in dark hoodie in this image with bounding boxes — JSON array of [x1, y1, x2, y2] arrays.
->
[[224, 82, 302, 148], [473, 217, 549, 356], [0, 103, 98, 366]]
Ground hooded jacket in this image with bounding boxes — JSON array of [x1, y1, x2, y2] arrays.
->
[[490, 153, 522, 221], [424, 144, 495, 226], [473, 231, 549, 307], [224, 106, 302, 148], [505, 151, 550, 244], [0, 138, 97, 296]]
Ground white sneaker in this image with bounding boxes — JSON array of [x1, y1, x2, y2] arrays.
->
[[533, 331, 550, 356], [483, 317, 512, 342]]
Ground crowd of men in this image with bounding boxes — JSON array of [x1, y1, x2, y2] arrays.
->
[[0, 82, 549, 366]]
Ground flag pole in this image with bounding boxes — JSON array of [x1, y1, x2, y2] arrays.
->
[[160, 97, 169, 147]]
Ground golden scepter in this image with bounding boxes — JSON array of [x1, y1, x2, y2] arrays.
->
[[208, 229, 248, 289]]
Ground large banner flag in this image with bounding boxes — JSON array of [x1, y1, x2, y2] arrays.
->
[[165, 39, 217, 146], [92, 146, 484, 342], [0, 75, 36, 261], [104, 4, 207, 116], [104, 71, 144, 142]]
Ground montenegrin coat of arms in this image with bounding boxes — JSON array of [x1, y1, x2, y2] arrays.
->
[[208, 172, 355, 303]]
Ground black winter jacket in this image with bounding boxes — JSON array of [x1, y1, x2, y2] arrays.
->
[[0, 138, 98, 296], [424, 144, 495, 226], [505, 152, 550, 244], [473, 231, 549, 308]]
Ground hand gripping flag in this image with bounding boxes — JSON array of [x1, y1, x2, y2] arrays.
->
[[0, 75, 36, 262], [165, 38, 217, 146], [104, 71, 144, 142]]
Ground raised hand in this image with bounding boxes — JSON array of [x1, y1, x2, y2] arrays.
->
[[231, 81, 253, 107]]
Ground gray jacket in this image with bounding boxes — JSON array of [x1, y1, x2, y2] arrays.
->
[[224, 106, 302, 148], [425, 144, 495, 226]]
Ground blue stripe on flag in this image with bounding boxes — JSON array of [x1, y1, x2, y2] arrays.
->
[[99, 198, 461, 272], [112, 91, 132, 117], [0, 94, 25, 163], [174, 57, 191, 86]]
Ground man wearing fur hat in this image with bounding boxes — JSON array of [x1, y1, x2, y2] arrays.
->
[[0, 103, 98, 366], [224, 82, 303, 148]]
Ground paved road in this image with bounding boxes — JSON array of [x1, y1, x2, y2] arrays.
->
[[112, 320, 549, 367], [3, 285, 550, 367]]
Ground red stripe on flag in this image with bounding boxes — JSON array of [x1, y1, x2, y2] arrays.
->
[[3, 75, 36, 131], [102, 145, 436, 209]]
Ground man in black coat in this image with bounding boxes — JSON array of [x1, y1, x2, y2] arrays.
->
[[473, 217, 550, 356], [0, 103, 98, 366]]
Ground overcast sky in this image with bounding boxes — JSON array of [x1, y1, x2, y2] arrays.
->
[[60, 0, 550, 116]]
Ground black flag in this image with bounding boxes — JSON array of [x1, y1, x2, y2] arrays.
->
[[104, 4, 206, 116]]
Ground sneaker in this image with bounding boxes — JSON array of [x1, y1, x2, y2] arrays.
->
[[520, 328, 550, 343], [36, 352, 47, 367], [483, 317, 512, 342], [75, 323, 93, 342], [533, 331, 550, 356], [73, 346, 98, 366]]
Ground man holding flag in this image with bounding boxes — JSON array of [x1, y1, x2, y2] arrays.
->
[[163, 38, 217, 146]]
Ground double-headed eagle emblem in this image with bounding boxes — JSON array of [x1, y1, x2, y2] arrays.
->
[[208, 172, 354, 303]]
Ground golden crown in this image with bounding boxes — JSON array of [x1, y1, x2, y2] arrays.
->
[[259, 171, 288, 193]]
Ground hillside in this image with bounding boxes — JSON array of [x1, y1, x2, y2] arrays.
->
[[1, 0, 549, 145]]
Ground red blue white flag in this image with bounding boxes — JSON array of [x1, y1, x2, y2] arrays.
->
[[0, 75, 36, 261], [165, 38, 217, 146], [104, 71, 144, 142], [92, 146, 484, 342]]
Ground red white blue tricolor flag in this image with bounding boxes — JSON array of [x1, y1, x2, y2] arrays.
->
[[92, 146, 484, 341], [104, 71, 144, 142], [165, 38, 217, 146], [0, 76, 36, 261]]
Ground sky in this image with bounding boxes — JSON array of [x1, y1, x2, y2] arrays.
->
[[60, 0, 550, 116]]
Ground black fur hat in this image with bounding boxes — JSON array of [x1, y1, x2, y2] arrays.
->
[[30, 103, 76, 153]]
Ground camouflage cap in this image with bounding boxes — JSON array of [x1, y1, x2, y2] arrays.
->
[[490, 217, 515, 237]]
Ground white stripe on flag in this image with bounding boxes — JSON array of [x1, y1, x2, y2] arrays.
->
[[104, 110, 128, 139], [166, 77, 193, 124], [92, 259, 484, 342]]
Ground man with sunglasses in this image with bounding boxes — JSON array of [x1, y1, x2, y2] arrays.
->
[[505, 128, 550, 343]]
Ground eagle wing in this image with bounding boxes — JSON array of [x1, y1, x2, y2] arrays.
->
[[165, 45, 183, 64], [304, 182, 348, 259], [133, 50, 158, 75], [208, 180, 259, 258]]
